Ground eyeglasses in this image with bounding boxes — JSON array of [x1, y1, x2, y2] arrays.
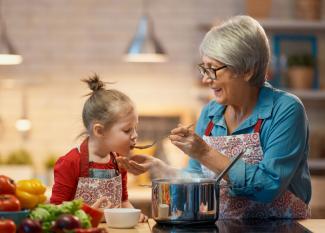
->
[[197, 63, 227, 81]]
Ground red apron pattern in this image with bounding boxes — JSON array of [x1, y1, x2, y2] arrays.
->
[[74, 138, 122, 208], [201, 119, 310, 219], [75, 175, 122, 208]]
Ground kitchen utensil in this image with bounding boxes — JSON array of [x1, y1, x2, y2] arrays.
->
[[138, 184, 152, 188], [133, 140, 158, 150], [151, 150, 244, 224], [133, 123, 194, 150]]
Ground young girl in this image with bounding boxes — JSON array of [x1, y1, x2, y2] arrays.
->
[[50, 74, 147, 222]]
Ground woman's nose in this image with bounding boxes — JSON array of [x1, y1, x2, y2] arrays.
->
[[202, 74, 212, 84]]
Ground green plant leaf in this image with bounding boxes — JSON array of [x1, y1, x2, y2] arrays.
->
[[6, 149, 33, 165]]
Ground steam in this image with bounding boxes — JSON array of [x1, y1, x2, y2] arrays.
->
[[157, 169, 210, 183]]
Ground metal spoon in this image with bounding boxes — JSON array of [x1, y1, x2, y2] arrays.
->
[[133, 123, 195, 150], [133, 141, 158, 150]]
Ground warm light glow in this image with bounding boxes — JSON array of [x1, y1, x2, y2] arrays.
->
[[124, 54, 168, 63], [15, 119, 31, 132], [0, 54, 23, 65]]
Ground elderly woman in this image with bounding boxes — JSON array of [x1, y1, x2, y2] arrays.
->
[[118, 15, 311, 219]]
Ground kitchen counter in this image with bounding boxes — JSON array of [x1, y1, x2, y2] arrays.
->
[[99, 219, 325, 233], [299, 219, 325, 233]]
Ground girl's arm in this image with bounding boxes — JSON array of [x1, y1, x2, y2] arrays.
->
[[50, 156, 79, 204]]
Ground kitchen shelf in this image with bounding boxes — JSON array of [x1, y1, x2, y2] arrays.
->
[[199, 19, 325, 32], [309, 159, 325, 175], [286, 89, 325, 100], [259, 19, 325, 32], [195, 86, 325, 103]]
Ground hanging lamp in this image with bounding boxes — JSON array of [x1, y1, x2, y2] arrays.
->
[[124, 0, 167, 63], [15, 86, 31, 141], [0, 0, 22, 65]]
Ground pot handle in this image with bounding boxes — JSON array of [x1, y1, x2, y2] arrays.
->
[[215, 150, 245, 183]]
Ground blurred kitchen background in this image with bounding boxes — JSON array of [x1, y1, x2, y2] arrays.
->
[[1, 0, 325, 217]]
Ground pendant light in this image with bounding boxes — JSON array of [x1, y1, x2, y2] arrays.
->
[[124, 0, 167, 63], [0, 0, 22, 65], [15, 86, 31, 140]]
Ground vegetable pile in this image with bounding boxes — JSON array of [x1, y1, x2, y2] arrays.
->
[[0, 175, 107, 233], [30, 199, 91, 232], [0, 175, 47, 233], [0, 175, 47, 211]]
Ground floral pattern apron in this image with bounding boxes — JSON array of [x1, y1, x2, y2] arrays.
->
[[74, 139, 122, 208], [201, 119, 310, 219]]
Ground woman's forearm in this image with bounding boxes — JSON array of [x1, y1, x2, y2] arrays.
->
[[199, 148, 232, 180]]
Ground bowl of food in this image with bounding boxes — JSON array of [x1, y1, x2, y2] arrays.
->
[[104, 208, 140, 228], [0, 210, 30, 225]]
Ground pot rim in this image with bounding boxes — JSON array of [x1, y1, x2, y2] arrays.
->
[[152, 177, 218, 184]]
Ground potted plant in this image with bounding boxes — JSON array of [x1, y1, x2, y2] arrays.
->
[[0, 149, 34, 181], [287, 53, 315, 90], [45, 154, 58, 186]]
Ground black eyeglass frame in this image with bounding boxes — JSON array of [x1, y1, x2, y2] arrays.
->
[[197, 63, 227, 81]]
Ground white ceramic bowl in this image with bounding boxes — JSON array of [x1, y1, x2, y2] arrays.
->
[[104, 208, 140, 228]]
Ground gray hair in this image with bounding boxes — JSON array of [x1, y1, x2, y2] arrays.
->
[[199, 15, 270, 87]]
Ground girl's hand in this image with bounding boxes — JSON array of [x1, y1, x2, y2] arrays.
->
[[169, 124, 211, 160], [139, 213, 148, 222], [92, 196, 112, 209], [116, 154, 155, 175]]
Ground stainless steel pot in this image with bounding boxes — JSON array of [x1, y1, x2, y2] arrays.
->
[[151, 151, 244, 224], [152, 178, 219, 224]]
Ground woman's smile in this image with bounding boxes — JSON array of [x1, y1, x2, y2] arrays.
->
[[213, 87, 223, 96]]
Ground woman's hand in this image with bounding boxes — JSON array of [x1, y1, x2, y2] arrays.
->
[[169, 124, 211, 160], [116, 154, 155, 175], [139, 213, 148, 222]]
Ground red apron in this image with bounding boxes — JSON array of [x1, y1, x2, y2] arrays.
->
[[74, 139, 122, 208], [202, 119, 310, 219]]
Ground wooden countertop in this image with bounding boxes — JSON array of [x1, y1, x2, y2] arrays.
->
[[100, 219, 325, 233], [99, 221, 151, 233], [298, 219, 325, 233]]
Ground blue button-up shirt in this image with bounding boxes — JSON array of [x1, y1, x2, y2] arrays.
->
[[187, 83, 311, 204]]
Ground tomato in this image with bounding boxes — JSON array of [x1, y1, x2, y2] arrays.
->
[[81, 203, 103, 227], [0, 175, 16, 195], [0, 194, 21, 211], [0, 219, 16, 233]]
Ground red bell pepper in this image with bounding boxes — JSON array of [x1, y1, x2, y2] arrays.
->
[[81, 203, 104, 227]]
